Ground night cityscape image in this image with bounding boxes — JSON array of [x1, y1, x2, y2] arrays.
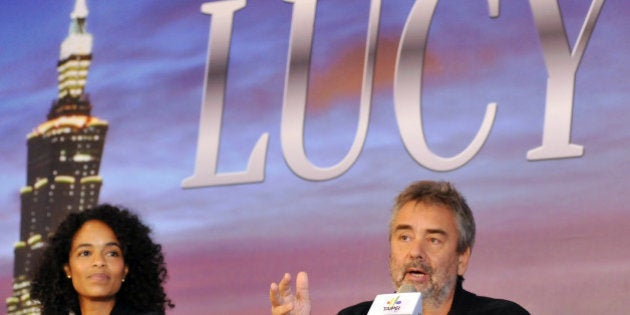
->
[[1, 1, 628, 314], [6, 1, 108, 314]]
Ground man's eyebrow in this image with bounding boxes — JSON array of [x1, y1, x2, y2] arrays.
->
[[392, 225, 448, 234], [426, 229, 447, 236], [392, 224, 414, 232]]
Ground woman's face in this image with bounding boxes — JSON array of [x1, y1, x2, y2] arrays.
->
[[64, 220, 128, 305]]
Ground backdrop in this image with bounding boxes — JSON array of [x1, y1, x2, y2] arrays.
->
[[1, 0, 628, 314]]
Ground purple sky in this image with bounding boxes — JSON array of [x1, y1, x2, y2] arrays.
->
[[1, 1, 629, 314]]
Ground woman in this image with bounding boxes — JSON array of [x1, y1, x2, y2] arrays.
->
[[31, 204, 175, 315]]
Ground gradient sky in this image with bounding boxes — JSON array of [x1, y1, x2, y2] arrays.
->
[[1, 1, 629, 314]]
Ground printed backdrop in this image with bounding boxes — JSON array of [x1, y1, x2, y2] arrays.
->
[[1, 0, 628, 314]]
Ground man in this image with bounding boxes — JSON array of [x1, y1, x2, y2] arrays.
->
[[269, 180, 529, 315]]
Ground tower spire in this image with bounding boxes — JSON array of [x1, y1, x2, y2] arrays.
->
[[56, 0, 93, 102], [71, 0, 89, 20]]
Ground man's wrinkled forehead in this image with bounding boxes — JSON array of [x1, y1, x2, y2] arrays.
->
[[388, 200, 456, 236]]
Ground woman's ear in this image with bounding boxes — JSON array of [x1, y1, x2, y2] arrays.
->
[[63, 264, 71, 278]]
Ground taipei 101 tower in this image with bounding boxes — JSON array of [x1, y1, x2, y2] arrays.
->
[[6, 1, 108, 313]]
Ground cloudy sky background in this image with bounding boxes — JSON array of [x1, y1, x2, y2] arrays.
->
[[1, 0, 628, 313]]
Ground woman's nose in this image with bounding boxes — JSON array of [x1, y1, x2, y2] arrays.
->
[[92, 254, 106, 267]]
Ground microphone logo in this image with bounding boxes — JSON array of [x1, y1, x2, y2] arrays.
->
[[367, 285, 421, 315], [383, 295, 402, 311]]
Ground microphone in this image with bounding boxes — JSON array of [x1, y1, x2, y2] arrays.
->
[[366, 284, 422, 315]]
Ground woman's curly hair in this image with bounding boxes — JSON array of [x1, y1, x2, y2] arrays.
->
[[30, 204, 174, 314]]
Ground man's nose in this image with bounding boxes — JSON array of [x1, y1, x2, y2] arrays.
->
[[408, 238, 426, 259]]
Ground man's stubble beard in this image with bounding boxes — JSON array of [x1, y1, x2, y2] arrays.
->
[[389, 257, 457, 309]]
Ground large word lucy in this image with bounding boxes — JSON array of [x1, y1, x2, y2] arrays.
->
[[182, 0, 605, 188]]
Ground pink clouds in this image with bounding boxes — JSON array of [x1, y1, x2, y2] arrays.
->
[[162, 232, 389, 314], [465, 203, 630, 314]]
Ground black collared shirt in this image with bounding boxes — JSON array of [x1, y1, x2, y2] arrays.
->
[[337, 280, 530, 315]]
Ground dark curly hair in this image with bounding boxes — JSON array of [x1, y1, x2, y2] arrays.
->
[[30, 204, 174, 314]]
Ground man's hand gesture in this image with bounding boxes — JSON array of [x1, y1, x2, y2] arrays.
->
[[269, 272, 311, 315]]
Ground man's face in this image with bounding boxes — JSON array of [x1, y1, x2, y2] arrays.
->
[[389, 201, 470, 304]]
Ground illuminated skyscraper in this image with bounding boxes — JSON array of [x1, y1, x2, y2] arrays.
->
[[6, 1, 108, 313]]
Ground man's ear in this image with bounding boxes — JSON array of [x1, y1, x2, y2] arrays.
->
[[457, 247, 472, 276]]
